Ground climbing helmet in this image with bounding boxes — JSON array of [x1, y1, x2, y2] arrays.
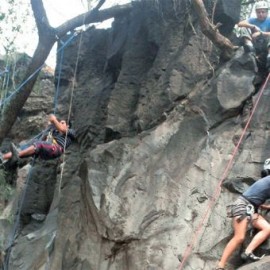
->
[[255, 1, 269, 10]]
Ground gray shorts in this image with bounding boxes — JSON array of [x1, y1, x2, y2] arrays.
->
[[226, 196, 255, 221], [240, 27, 270, 47]]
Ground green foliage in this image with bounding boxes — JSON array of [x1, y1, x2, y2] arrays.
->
[[0, 0, 34, 55], [240, 0, 255, 20], [232, 1, 255, 36]]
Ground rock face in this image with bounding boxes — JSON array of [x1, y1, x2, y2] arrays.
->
[[3, 0, 270, 270]]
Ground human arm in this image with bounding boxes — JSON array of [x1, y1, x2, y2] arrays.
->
[[48, 114, 68, 134], [238, 19, 261, 32], [259, 204, 270, 210], [252, 30, 270, 38]]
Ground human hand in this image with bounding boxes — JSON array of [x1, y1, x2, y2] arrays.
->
[[259, 204, 270, 210], [48, 114, 57, 124], [252, 25, 261, 32], [252, 31, 262, 39]]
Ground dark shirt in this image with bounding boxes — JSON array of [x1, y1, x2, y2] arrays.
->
[[52, 128, 76, 149], [243, 176, 270, 206]]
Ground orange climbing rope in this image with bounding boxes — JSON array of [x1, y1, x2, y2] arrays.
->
[[178, 72, 270, 270]]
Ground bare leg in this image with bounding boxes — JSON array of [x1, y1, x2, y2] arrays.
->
[[217, 217, 248, 268], [3, 145, 35, 160], [245, 214, 270, 253]]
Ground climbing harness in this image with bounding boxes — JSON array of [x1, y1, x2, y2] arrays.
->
[[178, 72, 270, 270], [45, 130, 57, 145], [246, 203, 255, 216]]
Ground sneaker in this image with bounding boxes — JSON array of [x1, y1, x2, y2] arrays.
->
[[241, 251, 264, 262], [8, 143, 19, 166]]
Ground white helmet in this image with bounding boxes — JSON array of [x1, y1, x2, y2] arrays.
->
[[255, 1, 269, 10], [264, 158, 270, 170]]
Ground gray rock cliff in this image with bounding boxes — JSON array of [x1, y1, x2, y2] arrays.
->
[[2, 0, 270, 269]]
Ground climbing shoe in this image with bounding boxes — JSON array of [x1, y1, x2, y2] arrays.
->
[[243, 44, 255, 54], [8, 143, 19, 166], [241, 251, 264, 262]]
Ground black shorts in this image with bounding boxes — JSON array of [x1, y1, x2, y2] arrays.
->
[[33, 141, 63, 160]]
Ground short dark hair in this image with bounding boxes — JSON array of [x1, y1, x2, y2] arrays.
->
[[261, 169, 270, 178]]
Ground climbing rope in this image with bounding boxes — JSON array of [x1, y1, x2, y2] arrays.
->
[[1, 32, 78, 270], [0, 32, 77, 109], [53, 42, 64, 115], [178, 72, 270, 269], [41, 15, 87, 270], [57, 25, 86, 195], [0, 56, 11, 111], [3, 158, 36, 270]]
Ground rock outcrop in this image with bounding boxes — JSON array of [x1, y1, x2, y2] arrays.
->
[[2, 0, 270, 269]]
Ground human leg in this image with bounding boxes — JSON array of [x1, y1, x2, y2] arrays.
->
[[244, 214, 270, 253], [240, 28, 255, 53], [2, 145, 35, 161], [33, 141, 63, 160], [217, 217, 248, 268]]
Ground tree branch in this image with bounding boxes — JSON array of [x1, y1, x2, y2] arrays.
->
[[192, 0, 236, 60], [56, 3, 133, 38], [31, 0, 50, 34], [94, 0, 106, 11], [0, 1, 133, 144]]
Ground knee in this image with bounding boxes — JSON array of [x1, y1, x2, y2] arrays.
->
[[233, 235, 245, 245], [259, 224, 270, 236], [266, 226, 270, 236]]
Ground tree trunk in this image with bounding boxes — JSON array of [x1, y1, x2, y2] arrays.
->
[[0, 0, 235, 144], [0, 39, 55, 144], [0, 0, 132, 144]]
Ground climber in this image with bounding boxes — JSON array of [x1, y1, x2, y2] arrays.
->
[[215, 174, 270, 270], [0, 114, 76, 164], [238, 1, 270, 69]]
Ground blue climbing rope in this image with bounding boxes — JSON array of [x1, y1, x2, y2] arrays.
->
[[0, 68, 9, 77], [0, 32, 77, 108], [1, 31, 78, 270]]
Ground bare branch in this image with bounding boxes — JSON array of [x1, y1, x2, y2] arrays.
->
[[31, 0, 50, 32], [94, 0, 106, 11], [0, 1, 133, 144], [192, 0, 236, 60], [56, 3, 132, 38]]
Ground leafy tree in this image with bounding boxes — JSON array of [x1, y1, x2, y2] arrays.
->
[[0, 0, 33, 55]]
